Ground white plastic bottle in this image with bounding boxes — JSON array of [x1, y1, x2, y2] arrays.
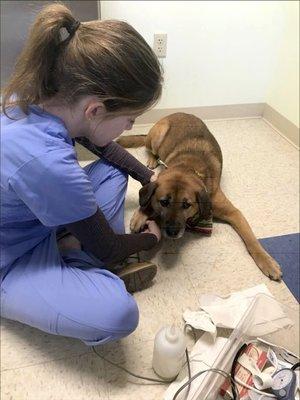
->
[[152, 325, 187, 380]]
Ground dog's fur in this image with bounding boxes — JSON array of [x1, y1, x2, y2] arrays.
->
[[117, 113, 282, 280]]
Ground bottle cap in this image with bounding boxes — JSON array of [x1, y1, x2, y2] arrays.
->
[[165, 325, 178, 343]]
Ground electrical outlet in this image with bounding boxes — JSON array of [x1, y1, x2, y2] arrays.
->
[[153, 33, 167, 58]]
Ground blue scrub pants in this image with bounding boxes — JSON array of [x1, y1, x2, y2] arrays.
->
[[0, 160, 139, 345]]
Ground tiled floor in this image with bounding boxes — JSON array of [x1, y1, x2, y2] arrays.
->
[[1, 118, 299, 400]]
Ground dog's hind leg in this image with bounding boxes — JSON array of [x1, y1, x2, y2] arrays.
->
[[212, 189, 282, 281]]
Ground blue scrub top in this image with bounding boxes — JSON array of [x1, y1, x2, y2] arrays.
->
[[0, 105, 98, 269]]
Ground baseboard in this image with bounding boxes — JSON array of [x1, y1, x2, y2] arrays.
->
[[76, 102, 299, 160], [135, 103, 265, 124], [263, 104, 299, 148]]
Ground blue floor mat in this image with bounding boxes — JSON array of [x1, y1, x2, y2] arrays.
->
[[259, 233, 300, 302]]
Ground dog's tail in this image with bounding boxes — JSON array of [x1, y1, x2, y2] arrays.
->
[[116, 135, 146, 148]]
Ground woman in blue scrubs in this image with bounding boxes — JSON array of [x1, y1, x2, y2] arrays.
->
[[0, 3, 162, 345]]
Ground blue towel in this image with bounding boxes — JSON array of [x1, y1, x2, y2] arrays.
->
[[259, 233, 300, 302]]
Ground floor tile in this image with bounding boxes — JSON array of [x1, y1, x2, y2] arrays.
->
[[1, 351, 109, 400]]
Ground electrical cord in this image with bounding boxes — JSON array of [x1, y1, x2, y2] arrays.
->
[[185, 348, 192, 400], [171, 368, 239, 400], [91, 324, 197, 386], [174, 340, 286, 400], [292, 362, 300, 371], [231, 343, 247, 399], [171, 338, 241, 400], [92, 336, 289, 400], [92, 342, 239, 400], [234, 376, 276, 398], [92, 346, 172, 384]]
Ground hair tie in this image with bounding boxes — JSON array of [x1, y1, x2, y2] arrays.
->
[[67, 20, 81, 37], [60, 20, 80, 43]]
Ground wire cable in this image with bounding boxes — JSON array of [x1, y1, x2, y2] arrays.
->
[[92, 346, 172, 384], [292, 362, 300, 371], [92, 335, 299, 400], [231, 343, 248, 400], [92, 344, 239, 400], [234, 377, 276, 398], [185, 348, 192, 400], [171, 368, 239, 400]]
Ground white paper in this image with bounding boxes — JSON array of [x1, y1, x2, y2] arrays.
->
[[183, 309, 217, 337], [199, 284, 272, 329], [183, 284, 291, 336]]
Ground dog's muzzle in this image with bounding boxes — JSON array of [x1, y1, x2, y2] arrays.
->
[[164, 222, 185, 239]]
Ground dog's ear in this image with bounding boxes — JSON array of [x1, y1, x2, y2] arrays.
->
[[139, 182, 158, 208], [196, 189, 212, 219]]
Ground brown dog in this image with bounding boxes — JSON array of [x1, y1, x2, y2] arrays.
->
[[117, 112, 282, 280]]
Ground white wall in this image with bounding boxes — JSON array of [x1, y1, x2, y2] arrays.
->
[[266, 1, 299, 127], [101, 1, 287, 109]]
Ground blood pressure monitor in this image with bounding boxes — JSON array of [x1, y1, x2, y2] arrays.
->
[[271, 368, 297, 400]]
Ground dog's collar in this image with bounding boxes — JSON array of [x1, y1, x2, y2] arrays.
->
[[157, 159, 207, 193], [186, 212, 213, 236], [157, 159, 168, 168]]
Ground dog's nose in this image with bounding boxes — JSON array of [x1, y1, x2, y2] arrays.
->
[[165, 225, 181, 237]]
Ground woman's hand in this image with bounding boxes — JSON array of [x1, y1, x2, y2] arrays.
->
[[141, 220, 161, 242]]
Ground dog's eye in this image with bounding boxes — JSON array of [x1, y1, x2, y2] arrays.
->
[[160, 199, 169, 207], [182, 202, 191, 209]]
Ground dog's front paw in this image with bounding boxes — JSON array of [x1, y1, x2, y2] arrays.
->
[[130, 208, 149, 233], [257, 254, 282, 281], [147, 154, 159, 169]]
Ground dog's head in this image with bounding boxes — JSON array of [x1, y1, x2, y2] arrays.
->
[[139, 169, 211, 239]]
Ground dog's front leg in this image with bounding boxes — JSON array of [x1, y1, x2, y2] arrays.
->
[[212, 189, 282, 281]]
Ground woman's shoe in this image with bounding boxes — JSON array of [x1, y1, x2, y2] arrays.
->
[[116, 261, 157, 293]]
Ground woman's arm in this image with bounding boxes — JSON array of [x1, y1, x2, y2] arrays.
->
[[75, 137, 154, 186], [65, 207, 158, 266]]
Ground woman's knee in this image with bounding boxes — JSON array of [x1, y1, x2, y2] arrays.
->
[[57, 292, 139, 344], [84, 295, 139, 344], [102, 294, 139, 336]]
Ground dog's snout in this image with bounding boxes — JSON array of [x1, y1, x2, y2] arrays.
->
[[165, 226, 180, 237], [165, 222, 181, 237]]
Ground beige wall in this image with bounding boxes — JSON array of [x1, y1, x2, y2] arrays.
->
[[266, 1, 299, 128], [101, 1, 299, 129]]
